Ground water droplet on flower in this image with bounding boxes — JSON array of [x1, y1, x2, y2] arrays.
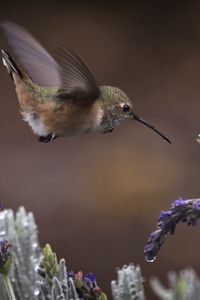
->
[[145, 256, 156, 263], [0, 230, 6, 236], [34, 288, 40, 296], [32, 242, 38, 249], [0, 214, 5, 220]]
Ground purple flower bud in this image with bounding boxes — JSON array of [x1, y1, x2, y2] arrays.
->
[[194, 200, 200, 211], [84, 272, 96, 285], [67, 271, 74, 278], [158, 210, 172, 221], [0, 240, 10, 267], [65, 270, 105, 298], [173, 198, 191, 207], [0, 240, 12, 274], [144, 198, 200, 262]]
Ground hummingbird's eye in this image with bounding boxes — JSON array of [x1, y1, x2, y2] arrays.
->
[[122, 104, 130, 113]]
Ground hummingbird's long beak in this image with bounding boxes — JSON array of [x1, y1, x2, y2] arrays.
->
[[132, 113, 172, 144]]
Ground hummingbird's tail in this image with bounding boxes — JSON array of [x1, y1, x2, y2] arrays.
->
[[1, 49, 23, 80]]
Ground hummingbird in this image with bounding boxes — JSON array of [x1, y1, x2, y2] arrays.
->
[[1, 21, 171, 143]]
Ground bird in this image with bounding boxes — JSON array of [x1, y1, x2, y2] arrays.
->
[[1, 21, 171, 143]]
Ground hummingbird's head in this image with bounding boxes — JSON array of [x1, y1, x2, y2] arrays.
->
[[99, 86, 133, 130], [99, 86, 171, 143]]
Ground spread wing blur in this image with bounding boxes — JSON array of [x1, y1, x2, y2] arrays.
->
[[1, 21, 100, 102], [54, 46, 100, 102]]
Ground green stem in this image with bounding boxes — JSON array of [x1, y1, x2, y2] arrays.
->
[[2, 274, 16, 300]]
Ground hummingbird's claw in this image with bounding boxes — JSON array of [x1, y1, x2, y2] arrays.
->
[[38, 134, 57, 143]]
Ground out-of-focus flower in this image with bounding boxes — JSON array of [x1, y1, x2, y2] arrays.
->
[[67, 270, 107, 300], [111, 264, 145, 300], [84, 272, 97, 287], [0, 240, 16, 300], [151, 268, 200, 300], [0, 239, 12, 275], [37, 244, 59, 285], [144, 198, 200, 262], [38, 244, 107, 299]]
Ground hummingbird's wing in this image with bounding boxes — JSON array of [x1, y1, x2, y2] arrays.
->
[[1, 21, 61, 87], [55, 46, 100, 102], [1, 21, 100, 103]]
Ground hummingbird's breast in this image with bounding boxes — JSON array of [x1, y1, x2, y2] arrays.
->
[[38, 100, 103, 137], [39, 102, 95, 137], [14, 78, 103, 137]]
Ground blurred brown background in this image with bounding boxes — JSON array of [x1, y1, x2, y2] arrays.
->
[[0, 0, 200, 298]]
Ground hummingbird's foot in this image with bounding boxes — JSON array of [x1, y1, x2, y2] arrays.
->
[[38, 134, 57, 143], [103, 128, 114, 133]]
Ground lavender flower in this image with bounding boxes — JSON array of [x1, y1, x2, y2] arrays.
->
[[144, 198, 200, 262], [84, 272, 97, 287], [67, 270, 107, 300], [0, 240, 16, 300], [0, 240, 12, 275]]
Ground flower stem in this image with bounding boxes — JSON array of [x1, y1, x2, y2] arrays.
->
[[2, 274, 16, 300]]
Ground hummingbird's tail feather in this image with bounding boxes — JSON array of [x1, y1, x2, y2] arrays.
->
[[1, 49, 23, 80]]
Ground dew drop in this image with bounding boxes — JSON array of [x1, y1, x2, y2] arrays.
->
[[0, 230, 6, 236], [0, 214, 5, 220], [145, 256, 156, 263], [34, 288, 40, 296], [32, 242, 38, 249]]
